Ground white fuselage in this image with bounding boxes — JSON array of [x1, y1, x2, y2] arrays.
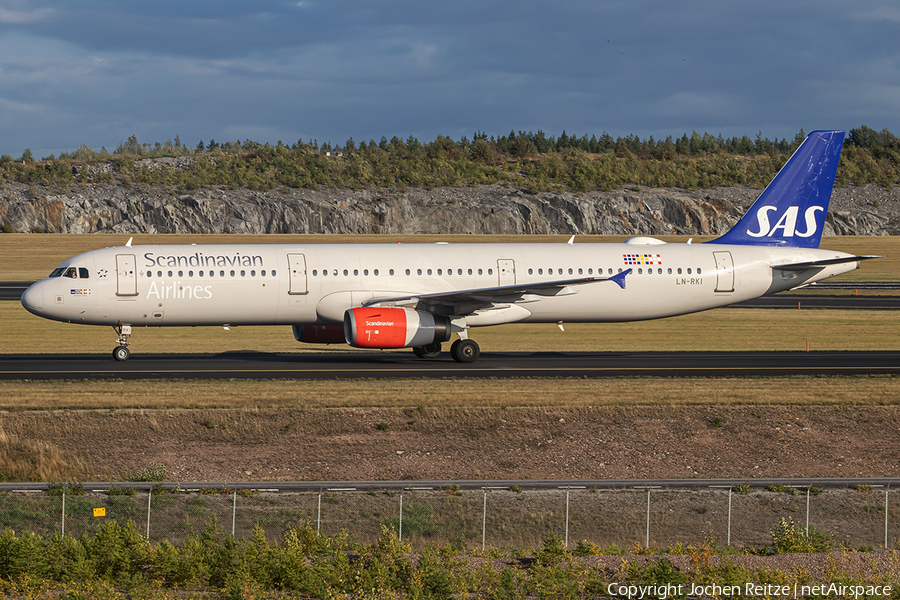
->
[[22, 240, 859, 329]]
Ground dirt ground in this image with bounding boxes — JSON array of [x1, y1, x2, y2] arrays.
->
[[3, 404, 898, 482]]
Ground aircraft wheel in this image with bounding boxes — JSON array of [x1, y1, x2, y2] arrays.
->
[[450, 339, 480, 363], [413, 342, 442, 358], [412, 346, 427, 358], [112, 346, 130, 361]]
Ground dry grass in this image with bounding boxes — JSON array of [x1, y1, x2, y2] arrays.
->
[[0, 425, 83, 481], [1, 376, 898, 411]]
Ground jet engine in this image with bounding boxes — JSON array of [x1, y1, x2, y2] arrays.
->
[[292, 324, 346, 344], [343, 307, 451, 349]]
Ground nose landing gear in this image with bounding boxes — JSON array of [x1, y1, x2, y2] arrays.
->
[[112, 324, 132, 361]]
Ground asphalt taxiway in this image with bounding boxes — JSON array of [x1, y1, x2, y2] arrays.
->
[[2, 350, 899, 380]]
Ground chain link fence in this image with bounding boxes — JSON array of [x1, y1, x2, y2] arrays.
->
[[0, 486, 895, 551]]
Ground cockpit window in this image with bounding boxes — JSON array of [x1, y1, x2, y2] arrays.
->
[[63, 267, 78, 279], [49, 268, 65, 278], [78, 267, 89, 279]]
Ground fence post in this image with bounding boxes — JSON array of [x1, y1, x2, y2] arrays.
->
[[727, 487, 732, 547], [317, 493, 322, 536], [146, 488, 152, 540], [886, 488, 890, 549], [232, 488, 237, 537], [805, 487, 810, 537], [399, 492, 403, 543], [61, 488, 66, 537], [565, 490, 570, 549], [646, 488, 650, 548], [482, 489, 487, 552]]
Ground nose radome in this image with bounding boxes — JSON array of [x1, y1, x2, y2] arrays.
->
[[20, 283, 44, 316]]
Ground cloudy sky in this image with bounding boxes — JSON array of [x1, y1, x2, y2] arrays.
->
[[2, 0, 899, 158]]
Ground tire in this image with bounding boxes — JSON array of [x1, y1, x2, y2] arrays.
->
[[412, 346, 427, 358], [113, 346, 130, 361], [451, 339, 480, 363], [421, 341, 442, 358]]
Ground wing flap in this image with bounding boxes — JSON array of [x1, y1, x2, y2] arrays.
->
[[363, 269, 632, 308]]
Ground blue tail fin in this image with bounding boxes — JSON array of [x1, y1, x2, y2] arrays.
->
[[708, 130, 845, 248]]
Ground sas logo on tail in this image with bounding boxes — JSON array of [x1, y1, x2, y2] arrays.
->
[[747, 205, 823, 238]]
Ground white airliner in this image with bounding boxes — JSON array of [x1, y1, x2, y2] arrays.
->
[[21, 130, 876, 363]]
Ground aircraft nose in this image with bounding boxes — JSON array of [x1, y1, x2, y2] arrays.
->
[[20, 283, 44, 316]]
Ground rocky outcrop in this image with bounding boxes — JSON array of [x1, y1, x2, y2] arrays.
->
[[2, 182, 899, 236]]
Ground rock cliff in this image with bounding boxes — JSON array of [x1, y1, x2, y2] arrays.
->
[[2, 182, 898, 237]]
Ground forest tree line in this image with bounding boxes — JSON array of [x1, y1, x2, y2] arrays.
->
[[1, 125, 898, 193]]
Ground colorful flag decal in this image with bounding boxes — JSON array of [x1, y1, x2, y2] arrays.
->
[[622, 254, 662, 266]]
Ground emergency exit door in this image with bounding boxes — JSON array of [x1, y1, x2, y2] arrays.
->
[[713, 251, 734, 293], [288, 253, 308, 295]]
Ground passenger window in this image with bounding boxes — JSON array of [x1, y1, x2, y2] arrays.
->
[[638, 268, 643, 274], [437, 269, 442, 275], [364, 269, 369, 276], [427, 269, 432, 275], [488, 268, 493, 275], [261, 270, 266, 277], [478, 268, 483, 275], [677, 268, 682, 274], [220, 270, 225, 277], [250, 270, 255, 277], [323, 270, 328, 276], [697, 268, 702, 274], [578, 268, 583, 275], [667, 268, 672, 274], [568, 268, 573, 275], [405, 269, 410, 276], [528, 268, 533, 275], [200, 270, 205, 277], [344, 269, 349, 276], [588, 268, 593, 275], [538, 268, 543, 275], [458, 269, 463, 275], [467, 268, 472, 275], [354, 269, 359, 276], [230, 270, 235, 277], [374, 269, 379, 276], [389, 269, 395, 276], [189, 270, 194, 277], [687, 268, 692, 274], [416, 269, 421, 275], [178, 270, 184, 277], [157, 271, 163, 278], [146, 271, 153, 278], [548, 268, 553, 275]]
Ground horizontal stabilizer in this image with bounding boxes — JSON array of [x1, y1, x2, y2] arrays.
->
[[772, 255, 881, 271]]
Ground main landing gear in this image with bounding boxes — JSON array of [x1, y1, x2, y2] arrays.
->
[[412, 338, 481, 363], [450, 338, 480, 363], [412, 341, 442, 358], [112, 324, 132, 361]]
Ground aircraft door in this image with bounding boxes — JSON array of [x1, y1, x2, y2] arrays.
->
[[288, 253, 308, 295], [713, 251, 735, 293], [497, 259, 516, 286], [115, 254, 138, 297]]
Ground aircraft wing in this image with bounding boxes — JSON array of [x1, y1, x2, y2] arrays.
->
[[772, 255, 881, 271], [363, 269, 631, 310]]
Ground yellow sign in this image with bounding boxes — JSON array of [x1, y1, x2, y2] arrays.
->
[[93, 507, 106, 517]]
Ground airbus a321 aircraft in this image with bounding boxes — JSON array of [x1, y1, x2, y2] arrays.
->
[[22, 130, 876, 363]]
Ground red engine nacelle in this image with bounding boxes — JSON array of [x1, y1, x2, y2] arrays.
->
[[292, 324, 347, 344], [343, 307, 451, 349]]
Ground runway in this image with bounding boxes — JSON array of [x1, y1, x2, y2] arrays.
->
[[2, 349, 899, 380]]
